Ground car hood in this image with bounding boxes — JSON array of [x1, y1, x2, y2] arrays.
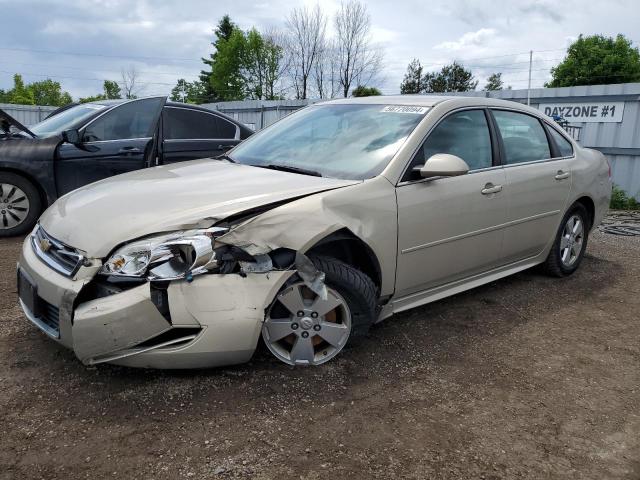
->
[[40, 159, 359, 257], [0, 108, 36, 138]]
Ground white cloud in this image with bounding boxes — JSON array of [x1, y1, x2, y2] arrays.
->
[[434, 28, 498, 52]]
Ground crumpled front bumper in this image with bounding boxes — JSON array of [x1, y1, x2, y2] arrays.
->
[[17, 237, 294, 369]]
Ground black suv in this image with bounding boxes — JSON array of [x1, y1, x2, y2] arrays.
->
[[0, 97, 253, 236]]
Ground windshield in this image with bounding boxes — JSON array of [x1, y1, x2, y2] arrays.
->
[[230, 104, 428, 180], [30, 104, 108, 137]]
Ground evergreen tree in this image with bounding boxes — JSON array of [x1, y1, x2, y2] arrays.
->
[[484, 72, 503, 91], [400, 59, 426, 94], [200, 15, 237, 102]]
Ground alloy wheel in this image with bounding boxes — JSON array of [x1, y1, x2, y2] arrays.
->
[[0, 183, 30, 230], [263, 282, 351, 366], [560, 214, 584, 267]]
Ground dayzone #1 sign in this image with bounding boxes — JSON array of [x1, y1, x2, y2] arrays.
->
[[538, 102, 625, 123]]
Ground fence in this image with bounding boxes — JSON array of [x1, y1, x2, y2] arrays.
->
[[202, 99, 314, 131], [0, 103, 58, 125]]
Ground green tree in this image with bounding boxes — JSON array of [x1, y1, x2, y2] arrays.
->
[[424, 62, 478, 92], [28, 79, 73, 106], [103, 80, 122, 99], [400, 59, 426, 94], [351, 85, 381, 97], [484, 72, 503, 91], [210, 27, 247, 101], [79, 80, 122, 103], [200, 15, 237, 102], [170, 79, 207, 103], [242, 28, 285, 100], [8, 74, 35, 104], [547, 34, 640, 87]]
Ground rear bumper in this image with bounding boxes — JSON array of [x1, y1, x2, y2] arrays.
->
[[17, 236, 294, 369]]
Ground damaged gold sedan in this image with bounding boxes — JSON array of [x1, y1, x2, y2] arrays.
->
[[17, 96, 611, 368]]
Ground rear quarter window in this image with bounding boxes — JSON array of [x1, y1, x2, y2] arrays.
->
[[548, 127, 574, 157]]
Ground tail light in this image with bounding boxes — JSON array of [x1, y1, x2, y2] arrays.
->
[[606, 158, 612, 179]]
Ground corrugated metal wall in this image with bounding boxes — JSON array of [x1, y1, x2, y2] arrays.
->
[[0, 103, 58, 125], [204, 83, 640, 198], [202, 99, 314, 130]]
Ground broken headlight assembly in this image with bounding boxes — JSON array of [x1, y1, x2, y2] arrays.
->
[[99, 227, 228, 281]]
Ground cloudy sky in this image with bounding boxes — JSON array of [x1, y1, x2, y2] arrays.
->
[[1, 0, 639, 100]]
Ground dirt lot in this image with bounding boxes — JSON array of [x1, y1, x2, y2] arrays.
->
[[1, 226, 639, 480]]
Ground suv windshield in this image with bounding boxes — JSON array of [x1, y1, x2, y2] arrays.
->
[[230, 104, 428, 180], [30, 104, 108, 138]]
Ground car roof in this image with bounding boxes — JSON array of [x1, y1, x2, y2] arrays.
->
[[316, 94, 544, 116]]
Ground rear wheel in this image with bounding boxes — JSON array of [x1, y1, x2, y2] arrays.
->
[[262, 255, 377, 366], [543, 203, 590, 277], [0, 172, 41, 237]]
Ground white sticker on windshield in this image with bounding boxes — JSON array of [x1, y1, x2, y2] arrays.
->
[[381, 105, 429, 114]]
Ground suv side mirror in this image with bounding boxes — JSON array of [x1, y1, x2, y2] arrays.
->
[[417, 153, 470, 179], [62, 128, 81, 145]]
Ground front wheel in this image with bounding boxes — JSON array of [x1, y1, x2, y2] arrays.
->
[[543, 203, 590, 277], [262, 255, 377, 366], [0, 172, 42, 237]]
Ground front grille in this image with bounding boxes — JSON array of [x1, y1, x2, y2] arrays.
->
[[31, 225, 84, 277], [38, 299, 60, 332]]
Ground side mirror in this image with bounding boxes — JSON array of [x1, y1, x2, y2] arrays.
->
[[417, 153, 470, 179], [62, 129, 81, 145]]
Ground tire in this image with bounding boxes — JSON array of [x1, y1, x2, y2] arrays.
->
[[262, 255, 377, 365], [0, 172, 42, 237], [309, 255, 378, 339], [543, 202, 590, 277]]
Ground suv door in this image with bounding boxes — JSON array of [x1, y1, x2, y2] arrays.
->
[[490, 109, 573, 263], [160, 106, 240, 163], [55, 97, 164, 195], [395, 109, 508, 299]]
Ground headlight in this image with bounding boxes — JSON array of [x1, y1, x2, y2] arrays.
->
[[100, 227, 227, 280]]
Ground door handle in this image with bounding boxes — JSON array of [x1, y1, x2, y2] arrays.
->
[[555, 170, 570, 180], [118, 147, 142, 155], [481, 183, 503, 195], [217, 144, 232, 151]]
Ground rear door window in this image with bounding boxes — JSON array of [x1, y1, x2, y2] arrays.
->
[[492, 110, 551, 164], [163, 107, 237, 140]]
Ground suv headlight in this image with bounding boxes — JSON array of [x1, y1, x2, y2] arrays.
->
[[99, 227, 228, 280]]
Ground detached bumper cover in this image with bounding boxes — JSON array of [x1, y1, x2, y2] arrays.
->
[[18, 237, 294, 369]]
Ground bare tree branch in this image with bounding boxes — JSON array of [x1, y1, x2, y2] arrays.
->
[[334, 0, 384, 97], [285, 4, 327, 99], [120, 65, 144, 99]]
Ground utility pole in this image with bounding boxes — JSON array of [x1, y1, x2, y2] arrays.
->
[[527, 50, 533, 106]]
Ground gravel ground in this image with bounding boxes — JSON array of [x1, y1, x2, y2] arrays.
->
[[1, 223, 639, 479]]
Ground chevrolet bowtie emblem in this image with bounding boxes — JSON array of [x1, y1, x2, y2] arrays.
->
[[39, 238, 52, 253]]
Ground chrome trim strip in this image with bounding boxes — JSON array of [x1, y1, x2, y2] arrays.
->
[[19, 299, 60, 339], [87, 334, 199, 365], [31, 225, 84, 277], [401, 210, 561, 254]]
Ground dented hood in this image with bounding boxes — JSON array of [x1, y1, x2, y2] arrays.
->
[[40, 159, 359, 257]]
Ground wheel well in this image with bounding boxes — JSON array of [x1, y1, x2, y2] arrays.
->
[[306, 229, 382, 292], [0, 168, 48, 208], [575, 196, 595, 228]]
